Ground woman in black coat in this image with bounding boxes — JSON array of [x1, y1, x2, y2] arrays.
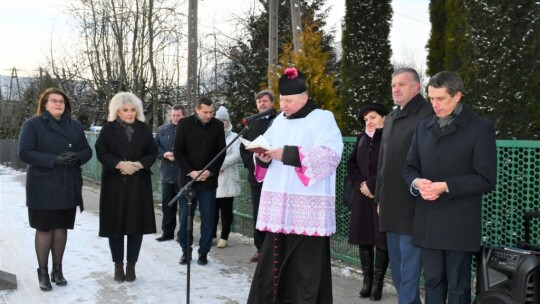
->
[[95, 92, 157, 283], [347, 103, 389, 301], [18, 88, 92, 291]]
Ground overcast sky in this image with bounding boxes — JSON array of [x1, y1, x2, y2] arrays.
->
[[0, 0, 430, 77]]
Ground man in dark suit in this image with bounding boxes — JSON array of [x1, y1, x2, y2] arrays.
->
[[403, 71, 497, 303], [155, 104, 187, 242], [376, 67, 433, 304], [239, 90, 276, 262], [173, 97, 226, 265]]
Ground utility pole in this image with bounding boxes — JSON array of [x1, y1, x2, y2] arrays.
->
[[268, 0, 278, 89], [148, 0, 159, 131], [8, 68, 21, 101], [213, 32, 218, 96], [186, 0, 198, 112], [290, 0, 303, 53]]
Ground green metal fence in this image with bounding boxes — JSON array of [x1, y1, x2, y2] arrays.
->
[[82, 132, 540, 266], [482, 140, 540, 248]]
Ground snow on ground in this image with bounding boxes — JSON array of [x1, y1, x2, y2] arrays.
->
[[0, 165, 251, 303]]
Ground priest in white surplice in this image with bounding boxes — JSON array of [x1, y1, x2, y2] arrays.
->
[[247, 67, 343, 304]]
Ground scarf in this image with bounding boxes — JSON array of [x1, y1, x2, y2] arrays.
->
[[365, 129, 376, 138], [438, 102, 463, 130], [117, 118, 135, 142]]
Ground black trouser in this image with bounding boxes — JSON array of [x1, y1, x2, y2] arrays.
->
[[250, 184, 266, 251], [161, 182, 180, 237], [213, 197, 234, 240], [422, 248, 472, 304], [108, 234, 143, 263]]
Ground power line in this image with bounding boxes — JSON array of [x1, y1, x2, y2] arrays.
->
[[394, 11, 430, 26]]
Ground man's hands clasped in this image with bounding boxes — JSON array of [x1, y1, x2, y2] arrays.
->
[[414, 178, 448, 201], [189, 170, 211, 181]]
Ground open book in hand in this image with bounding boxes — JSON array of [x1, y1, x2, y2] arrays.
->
[[240, 135, 273, 153]]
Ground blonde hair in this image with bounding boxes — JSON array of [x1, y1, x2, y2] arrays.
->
[[107, 92, 145, 122]]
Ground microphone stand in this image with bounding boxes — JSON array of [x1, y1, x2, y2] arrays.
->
[[167, 122, 252, 304]]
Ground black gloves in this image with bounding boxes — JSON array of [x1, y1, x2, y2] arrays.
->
[[54, 152, 80, 166]]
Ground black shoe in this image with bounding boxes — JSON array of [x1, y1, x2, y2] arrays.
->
[[156, 234, 174, 242], [179, 253, 192, 265], [370, 249, 389, 301], [197, 253, 208, 265], [51, 263, 67, 286], [125, 262, 136, 282], [114, 263, 125, 282], [37, 267, 52, 291]]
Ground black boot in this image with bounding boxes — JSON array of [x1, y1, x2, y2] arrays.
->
[[359, 246, 374, 298], [114, 263, 125, 282], [125, 262, 136, 282], [37, 267, 52, 291], [370, 249, 389, 301], [51, 263, 67, 286]]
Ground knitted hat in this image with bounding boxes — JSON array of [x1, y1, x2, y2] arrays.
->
[[278, 67, 307, 96], [215, 106, 229, 121]]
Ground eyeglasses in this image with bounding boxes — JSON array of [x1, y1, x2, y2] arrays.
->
[[48, 99, 65, 104]]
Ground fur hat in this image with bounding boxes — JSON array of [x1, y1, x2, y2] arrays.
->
[[278, 67, 307, 96], [215, 106, 230, 121], [358, 103, 388, 123]]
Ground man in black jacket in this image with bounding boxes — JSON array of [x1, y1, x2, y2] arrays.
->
[[173, 97, 226, 265], [239, 90, 276, 262], [376, 67, 433, 304], [403, 71, 497, 303], [155, 105, 187, 242]]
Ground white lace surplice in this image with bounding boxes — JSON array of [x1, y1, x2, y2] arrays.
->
[[255, 109, 343, 236]]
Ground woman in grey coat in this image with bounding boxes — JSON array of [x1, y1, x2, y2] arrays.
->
[[19, 88, 92, 291]]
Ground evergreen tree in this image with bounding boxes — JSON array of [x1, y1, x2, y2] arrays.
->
[[464, 0, 540, 139], [426, 0, 447, 76], [443, 0, 470, 73], [222, 0, 336, 128], [275, 23, 338, 114], [338, 0, 393, 136], [426, 0, 471, 77]]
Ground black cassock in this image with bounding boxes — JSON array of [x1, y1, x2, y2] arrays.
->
[[247, 232, 333, 304]]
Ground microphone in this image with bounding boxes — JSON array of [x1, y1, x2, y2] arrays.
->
[[242, 108, 276, 124]]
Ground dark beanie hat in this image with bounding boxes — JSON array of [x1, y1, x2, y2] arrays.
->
[[278, 67, 307, 96], [358, 102, 389, 123]]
